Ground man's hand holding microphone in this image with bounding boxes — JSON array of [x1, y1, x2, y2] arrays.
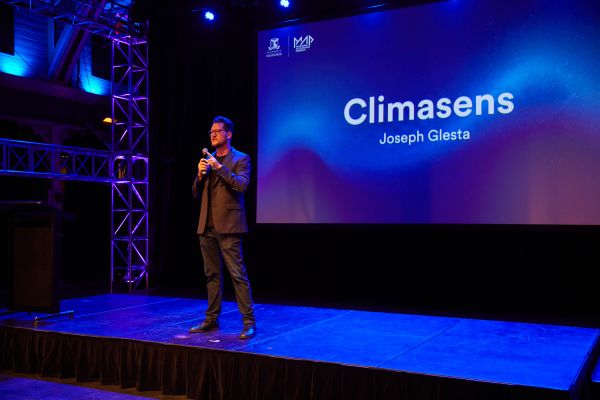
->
[[197, 148, 222, 178]]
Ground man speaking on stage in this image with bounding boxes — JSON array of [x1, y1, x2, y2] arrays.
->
[[189, 115, 256, 339]]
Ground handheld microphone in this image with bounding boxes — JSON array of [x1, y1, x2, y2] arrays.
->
[[201, 148, 210, 175]]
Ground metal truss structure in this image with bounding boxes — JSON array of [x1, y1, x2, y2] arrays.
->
[[0, 0, 150, 292], [0, 138, 113, 182], [110, 32, 149, 292], [2, 0, 146, 40]]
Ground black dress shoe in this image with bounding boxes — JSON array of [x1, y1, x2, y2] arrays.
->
[[239, 324, 256, 339], [189, 319, 219, 333]]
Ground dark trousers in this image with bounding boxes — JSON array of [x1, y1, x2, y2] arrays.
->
[[199, 229, 255, 325]]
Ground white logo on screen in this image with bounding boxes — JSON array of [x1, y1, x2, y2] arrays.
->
[[268, 38, 280, 51], [293, 35, 314, 52], [266, 37, 283, 58]]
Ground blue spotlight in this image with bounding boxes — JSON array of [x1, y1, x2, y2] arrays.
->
[[204, 10, 215, 21], [279, 0, 290, 8]]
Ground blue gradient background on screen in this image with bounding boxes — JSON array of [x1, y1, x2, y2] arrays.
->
[[257, 0, 600, 224]]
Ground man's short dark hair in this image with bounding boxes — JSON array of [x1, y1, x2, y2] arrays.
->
[[213, 116, 234, 133]]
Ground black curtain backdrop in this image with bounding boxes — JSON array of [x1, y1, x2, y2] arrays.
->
[[147, 3, 600, 326], [149, 7, 258, 292]]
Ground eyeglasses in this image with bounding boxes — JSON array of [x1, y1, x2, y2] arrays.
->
[[208, 129, 226, 137]]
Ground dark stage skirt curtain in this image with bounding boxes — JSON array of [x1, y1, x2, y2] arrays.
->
[[0, 326, 567, 400]]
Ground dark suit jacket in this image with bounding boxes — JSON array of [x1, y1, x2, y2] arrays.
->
[[192, 147, 250, 234]]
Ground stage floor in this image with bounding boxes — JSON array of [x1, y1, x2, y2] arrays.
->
[[1, 294, 599, 399]]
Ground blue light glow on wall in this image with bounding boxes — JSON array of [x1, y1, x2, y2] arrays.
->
[[0, 8, 110, 96], [78, 74, 110, 95], [0, 10, 46, 78], [0, 55, 30, 76], [74, 42, 110, 96]]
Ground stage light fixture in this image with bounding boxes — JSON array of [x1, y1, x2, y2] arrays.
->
[[204, 10, 215, 21], [279, 0, 290, 8]]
